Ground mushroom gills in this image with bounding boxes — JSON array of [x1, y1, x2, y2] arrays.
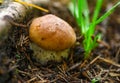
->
[[30, 42, 70, 65]]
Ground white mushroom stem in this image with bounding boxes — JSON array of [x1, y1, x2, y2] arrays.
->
[[0, 0, 49, 40], [30, 42, 70, 65]]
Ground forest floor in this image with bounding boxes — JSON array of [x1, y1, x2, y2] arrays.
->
[[0, 1, 120, 83]]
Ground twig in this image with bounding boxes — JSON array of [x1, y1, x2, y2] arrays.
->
[[79, 60, 88, 68], [36, 74, 44, 81], [58, 74, 69, 83], [109, 72, 120, 77], [67, 62, 82, 72], [103, 65, 113, 78], [97, 40, 110, 49], [25, 54, 34, 67], [17, 69, 32, 77], [50, 77, 59, 83], [115, 47, 120, 63], [8, 65, 18, 72], [26, 77, 37, 83], [57, 66, 67, 77], [98, 57, 120, 67], [85, 55, 101, 70]]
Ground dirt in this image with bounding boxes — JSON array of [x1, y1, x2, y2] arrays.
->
[[0, 1, 120, 83]]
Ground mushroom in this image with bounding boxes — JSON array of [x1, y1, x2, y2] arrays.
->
[[29, 14, 76, 64]]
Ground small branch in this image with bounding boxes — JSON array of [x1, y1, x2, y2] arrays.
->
[[17, 69, 32, 77], [67, 62, 82, 72], [85, 55, 101, 70], [98, 57, 120, 67]]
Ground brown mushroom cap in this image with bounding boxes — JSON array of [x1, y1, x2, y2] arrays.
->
[[29, 14, 76, 51]]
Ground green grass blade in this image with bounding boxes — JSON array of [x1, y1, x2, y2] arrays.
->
[[77, 0, 85, 33], [92, 0, 103, 22], [96, 1, 120, 24], [77, 0, 90, 34], [90, 0, 103, 35], [82, 0, 90, 28]]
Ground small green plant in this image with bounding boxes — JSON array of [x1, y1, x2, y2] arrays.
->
[[69, 0, 120, 59], [91, 78, 100, 83]]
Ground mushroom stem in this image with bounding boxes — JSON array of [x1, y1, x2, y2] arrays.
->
[[30, 42, 70, 65]]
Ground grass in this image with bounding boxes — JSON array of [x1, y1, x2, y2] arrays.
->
[[69, 0, 120, 59]]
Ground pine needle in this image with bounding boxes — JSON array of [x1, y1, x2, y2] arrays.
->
[[15, 0, 49, 13]]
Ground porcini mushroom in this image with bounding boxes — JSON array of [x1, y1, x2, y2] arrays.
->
[[29, 14, 76, 64]]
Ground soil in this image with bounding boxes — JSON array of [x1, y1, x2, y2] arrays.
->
[[0, 1, 120, 83]]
